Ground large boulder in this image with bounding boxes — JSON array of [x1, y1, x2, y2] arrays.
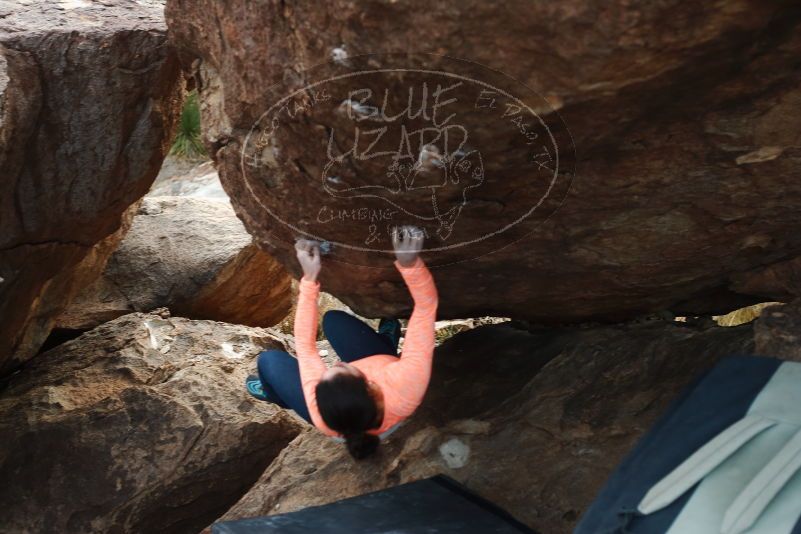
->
[[0, 0, 183, 374], [0, 310, 303, 534], [217, 315, 757, 533], [166, 0, 801, 322], [57, 197, 292, 330]]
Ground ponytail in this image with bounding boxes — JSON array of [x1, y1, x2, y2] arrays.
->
[[344, 432, 380, 460]]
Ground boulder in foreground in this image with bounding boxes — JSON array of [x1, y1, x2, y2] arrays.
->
[[0, 0, 183, 373], [0, 311, 302, 534]]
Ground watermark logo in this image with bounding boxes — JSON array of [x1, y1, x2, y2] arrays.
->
[[241, 53, 574, 267]]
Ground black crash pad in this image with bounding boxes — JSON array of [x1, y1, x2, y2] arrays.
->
[[211, 475, 535, 533]]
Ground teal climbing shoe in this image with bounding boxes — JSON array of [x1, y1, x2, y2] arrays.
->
[[245, 374, 269, 401]]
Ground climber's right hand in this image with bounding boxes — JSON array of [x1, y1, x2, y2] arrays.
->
[[392, 225, 425, 267], [295, 238, 321, 282]]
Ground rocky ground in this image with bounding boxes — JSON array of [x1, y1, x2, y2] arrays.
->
[[150, 157, 228, 201], [5, 294, 795, 533], [57, 196, 292, 331]]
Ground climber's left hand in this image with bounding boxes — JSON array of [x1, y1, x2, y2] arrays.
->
[[295, 238, 321, 282]]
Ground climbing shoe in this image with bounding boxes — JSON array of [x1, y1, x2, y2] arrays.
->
[[245, 374, 269, 401], [378, 317, 402, 351]]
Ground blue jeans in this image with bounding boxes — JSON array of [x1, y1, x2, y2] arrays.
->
[[257, 310, 399, 423]]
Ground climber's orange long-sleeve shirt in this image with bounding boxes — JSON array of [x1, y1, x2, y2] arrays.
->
[[294, 256, 438, 437]]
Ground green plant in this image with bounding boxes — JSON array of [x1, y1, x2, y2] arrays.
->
[[169, 90, 206, 159]]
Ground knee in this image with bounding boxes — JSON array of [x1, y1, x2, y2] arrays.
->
[[322, 309, 348, 330], [257, 349, 286, 373], [258, 348, 285, 360]]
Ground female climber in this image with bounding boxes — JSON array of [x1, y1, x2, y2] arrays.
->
[[245, 225, 439, 460]]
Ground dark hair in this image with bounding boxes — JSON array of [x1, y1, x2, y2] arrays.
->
[[315, 373, 381, 460]]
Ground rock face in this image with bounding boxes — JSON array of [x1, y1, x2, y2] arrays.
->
[[217, 316, 756, 533], [58, 197, 293, 330], [166, 0, 801, 322], [754, 299, 801, 361], [0, 0, 183, 374], [0, 311, 303, 534]]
